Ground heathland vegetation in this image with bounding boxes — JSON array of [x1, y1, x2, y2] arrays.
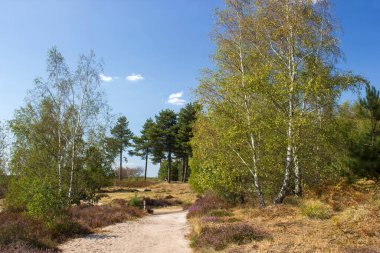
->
[[0, 0, 379, 252]]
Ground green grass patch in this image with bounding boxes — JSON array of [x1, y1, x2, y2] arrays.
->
[[301, 200, 333, 220]]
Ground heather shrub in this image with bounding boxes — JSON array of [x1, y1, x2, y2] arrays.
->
[[49, 218, 90, 242], [187, 193, 228, 218], [192, 223, 268, 250], [201, 216, 219, 223], [209, 210, 232, 217], [143, 197, 182, 208], [0, 211, 55, 251], [0, 245, 58, 253], [301, 200, 333, 219], [68, 202, 144, 229]]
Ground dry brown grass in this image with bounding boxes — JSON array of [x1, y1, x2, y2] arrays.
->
[[99, 181, 196, 208], [188, 180, 380, 253]]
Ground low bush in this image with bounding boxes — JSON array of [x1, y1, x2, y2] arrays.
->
[[301, 200, 333, 219], [209, 210, 232, 217], [0, 211, 56, 251], [69, 201, 144, 229], [192, 223, 268, 250], [143, 197, 183, 208], [0, 200, 145, 252], [334, 201, 380, 237], [201, 216, 219, 223], [187, 193, 228, 218], [0, 245, 58, 253], [128, 194, 143, 207]]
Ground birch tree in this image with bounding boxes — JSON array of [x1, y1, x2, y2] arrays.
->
[[0, 122, 8, 174], [8, 47, 110, 208], [191, 0, 364, 205]]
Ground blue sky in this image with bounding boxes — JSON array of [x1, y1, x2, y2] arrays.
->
[[0, 0, 379, 176]]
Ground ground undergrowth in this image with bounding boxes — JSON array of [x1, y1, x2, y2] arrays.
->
[[0, 179, 194, 253], [187, 179, 380, 253]]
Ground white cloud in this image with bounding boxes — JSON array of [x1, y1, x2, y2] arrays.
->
[[126, 73, 144, 82], [99, 74, 113, 82], [167, 91, 186, 106]]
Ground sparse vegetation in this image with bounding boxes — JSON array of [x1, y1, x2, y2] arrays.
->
[[0, 201, 144, 252], [300, 200, 333, 220], [191, 223, 268, 251], [187, 193, 228, 218], [187, 180, 380, 252]]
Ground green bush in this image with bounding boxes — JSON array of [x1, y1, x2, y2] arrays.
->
[[128, 194, 142, 207], [27, 181, 62, 223], [301, 200, 333, 219]]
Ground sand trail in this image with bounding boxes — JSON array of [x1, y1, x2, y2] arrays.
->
[[60, 209, 191, 253]]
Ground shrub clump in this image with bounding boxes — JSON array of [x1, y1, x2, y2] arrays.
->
[[187, 193, 228, 218], [0, 211, 58, 251], [0, 200, 145, 252], [333, 201, 380, 237], [192, 223, 268, 250], [143, 197, 183, 208], [128, 194, 143, 207], [301, 200, 333, 219], [201, 216, 219, 223], [69, 200, 144, 229]]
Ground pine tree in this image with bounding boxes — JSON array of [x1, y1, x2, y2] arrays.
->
[[131, 118, 155, 181], [151, 110, 178, 183], [110, 116, 134, 181], [176, 103, 199, 182], [360, 84, 380, 146]]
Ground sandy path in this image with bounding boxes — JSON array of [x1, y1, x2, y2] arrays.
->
[[60, 210, 192, 253]]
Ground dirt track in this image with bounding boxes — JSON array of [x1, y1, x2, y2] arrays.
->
[[60, 210, 191, 253]]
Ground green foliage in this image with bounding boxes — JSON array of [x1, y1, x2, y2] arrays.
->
[[5, 48, 113, 223], [83, 145, 115, 191], [301, 200, 333, 220], [128, 194, 142, 207], [150, 109, 178, 182], [158, 159, 180, 181], [0, 122, 7, 177], [26, 180, 62, 223], [131, 118, 156, 180], [110, 116, 134, 180], [131, 118, 154, 158], [349, 136, 380, 178], [345, 85, 380, 178], [176, 103, 199, 156], [189, 0, 365, 205]]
